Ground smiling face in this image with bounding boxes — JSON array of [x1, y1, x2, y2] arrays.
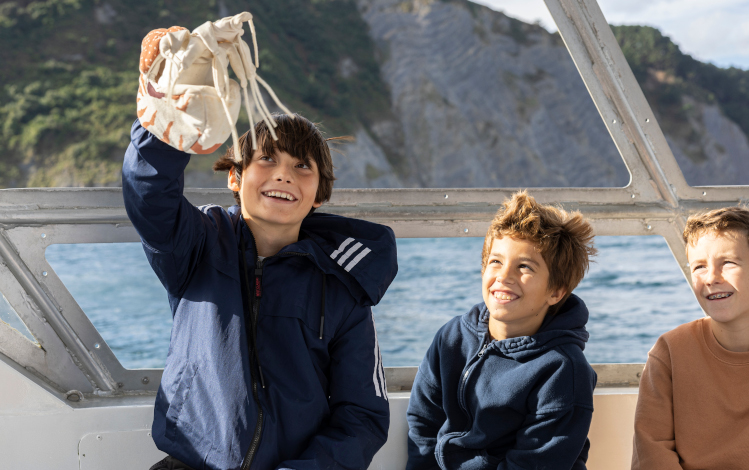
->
[[688, 230, 749, 328], [228, 147, 321, 232], [482, 236, 566, 340]]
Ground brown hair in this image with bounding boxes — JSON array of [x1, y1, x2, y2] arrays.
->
[[482, 191, 597, 311], [213, 113, 338, 210], [683, 206, 749, 248]]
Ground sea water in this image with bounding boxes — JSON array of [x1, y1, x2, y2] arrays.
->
[[44, 236, 704, 369]]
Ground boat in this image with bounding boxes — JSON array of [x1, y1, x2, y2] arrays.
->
[[0, 0, 744, 468]]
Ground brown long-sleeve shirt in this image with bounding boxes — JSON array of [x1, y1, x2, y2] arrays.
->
[[631, 317, 749, 470]]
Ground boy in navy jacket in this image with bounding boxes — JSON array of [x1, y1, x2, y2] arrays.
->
[[122, 114, 396, 470], [407, 191, 598, 470]]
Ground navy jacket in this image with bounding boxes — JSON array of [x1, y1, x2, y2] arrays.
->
[[122, 121, 396, 470], [407, 295, 596, 470]]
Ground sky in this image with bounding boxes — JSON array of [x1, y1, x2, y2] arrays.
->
[[473, 0, 749, 70]]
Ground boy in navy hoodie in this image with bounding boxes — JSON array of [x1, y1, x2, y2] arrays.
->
[[407, 191, 598, 470], [122, 114, 396, 470]]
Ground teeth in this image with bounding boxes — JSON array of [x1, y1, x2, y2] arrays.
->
[[494, 292, 516, 301], [265, 191, 294, 201], [708, 293, 732, 300]]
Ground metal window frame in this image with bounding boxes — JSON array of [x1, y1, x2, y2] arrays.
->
[[0, 0, 744, 400]]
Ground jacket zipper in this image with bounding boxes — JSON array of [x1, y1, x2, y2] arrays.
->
[[239, 248, 309, 470], [240, 231, 264, 470], [437, 337, 490, 469]]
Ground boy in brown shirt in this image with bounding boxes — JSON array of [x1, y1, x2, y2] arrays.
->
[[632, 207, 749, 469]]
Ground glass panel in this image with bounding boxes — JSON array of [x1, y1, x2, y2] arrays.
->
[[45, 243, 171, 369], [0, 291, 38, 344], [181, 0, 631, 190], [474, 1, 749, 187], [578, 236, 702, 363], [598, 2, 749, 186], [374, 235, 702, 366]]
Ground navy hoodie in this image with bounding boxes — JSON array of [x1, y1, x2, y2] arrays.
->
[[407, 295, 596, 470], [122, 121, 396, 470]]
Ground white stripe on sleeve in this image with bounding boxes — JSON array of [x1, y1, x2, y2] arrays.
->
[[337, 242, 362, 266], [330, 237, 355, 260], [344, 248, 371, 272], [372, 313, 388, 401]]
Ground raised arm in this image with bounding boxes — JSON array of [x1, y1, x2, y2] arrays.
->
[[631, 345, 683, 469], [122, 119, 219, 297], [276, 304, 390, 470]]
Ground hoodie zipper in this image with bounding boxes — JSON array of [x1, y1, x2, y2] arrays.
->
[[240, 230, 264, 470], [436, 336, 490, 468], [239, 246, 309, 470]]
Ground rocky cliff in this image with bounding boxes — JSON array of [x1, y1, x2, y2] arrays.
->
[[330, 0, 749, 189]]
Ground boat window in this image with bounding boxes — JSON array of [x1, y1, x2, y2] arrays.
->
[[374, 235, 703, 366], [45, 243, 171, 369], [182, 2, 629, 190], [0, 291, 38, 345], [577, 235, 702, 363], [598, 3, 749, 187]]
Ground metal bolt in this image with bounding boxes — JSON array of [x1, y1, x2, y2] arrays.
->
[[612, 119, 617, 124], [647, 225, 652, 230], [94, 343, 100, 349], [142, 377, 150, 384], [444, 194, 448, 199], [702, 191, 707, 196], [631, 194, 636, 198], [117, 382, 124, 388], [463, 228, 469, 233], [645, 118, 650, 123], [96, 435, 102, 441], [41, 233, 46, 239], [636, 372, 642, 378], [147, 432, 151, 437], [42, 271, 47, 277]]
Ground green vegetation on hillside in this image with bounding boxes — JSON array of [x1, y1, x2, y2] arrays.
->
[[0, 0, 391, 188], [612, 25, 749, 143]]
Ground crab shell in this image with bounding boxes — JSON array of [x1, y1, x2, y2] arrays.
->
[[136, 26, 241, 154]]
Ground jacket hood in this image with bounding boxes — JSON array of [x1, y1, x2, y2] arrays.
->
[[478, 294, 590, 360], [229, 207, 398, 307]]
